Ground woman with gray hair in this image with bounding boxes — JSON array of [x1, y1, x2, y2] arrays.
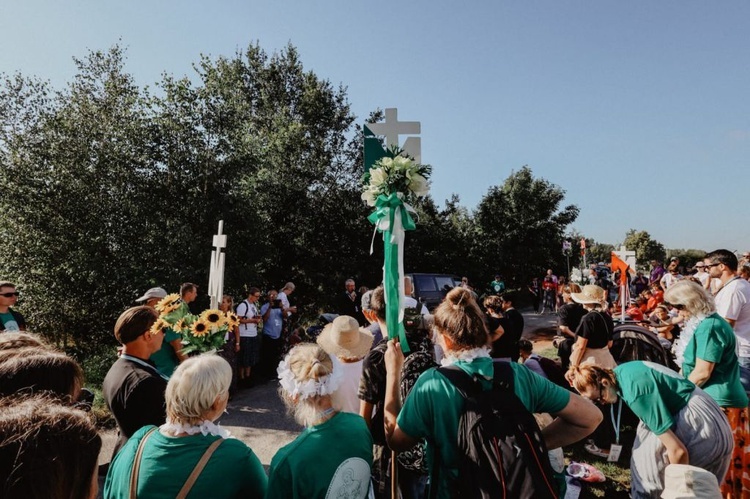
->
[[103, 354, 267, 498], [267, 343, 373, 498], [665, 279, 749, 498]]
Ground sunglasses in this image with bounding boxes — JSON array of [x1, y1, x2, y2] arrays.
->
[[0, 292, 19, 297], [704, 263, 721, 269]]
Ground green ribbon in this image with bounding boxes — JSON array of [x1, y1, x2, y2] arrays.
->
[[368, 193, 416, 352]]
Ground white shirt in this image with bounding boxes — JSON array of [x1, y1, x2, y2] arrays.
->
[[694, 271, 710, 287], [714, 277, 750, 358], [660, 273, 683, 290], [331, 358, 364, 414], [236, 300, 259, 337]]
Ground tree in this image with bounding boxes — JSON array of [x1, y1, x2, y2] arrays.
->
[[0, 43, 368, 353], [472, 166, 579, 288], [622, 229, 666, 265]]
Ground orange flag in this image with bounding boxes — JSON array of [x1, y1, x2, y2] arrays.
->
[[611, 252, 630, 285]]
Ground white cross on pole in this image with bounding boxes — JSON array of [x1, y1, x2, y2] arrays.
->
[[207, 220, 227, 310], [613, 245, 637, 272], [366, 108, 422, 163]]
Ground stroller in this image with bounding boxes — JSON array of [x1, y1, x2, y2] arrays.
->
[[610, 322, 678, 372]]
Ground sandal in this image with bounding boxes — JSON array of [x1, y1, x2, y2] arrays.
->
[[567, 462, 606, 483], [583, 441, 610, 459]]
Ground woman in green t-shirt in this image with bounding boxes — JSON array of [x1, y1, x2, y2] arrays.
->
[[665, 279, 750, 498], [384, 287, 603, 499], [104, 354, 267, 499], [568, 361, 732, 498]]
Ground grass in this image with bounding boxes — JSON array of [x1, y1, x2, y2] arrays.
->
[[532, 348, 634, 497]]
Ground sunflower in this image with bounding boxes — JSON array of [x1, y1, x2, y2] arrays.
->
[[172, 318, 186, 333], [200, 309, 225, 327], [191, 318, 211, 338], [225, 312, 240, 329], [155, 294, 182, 314], [150, 317, 170, 336]]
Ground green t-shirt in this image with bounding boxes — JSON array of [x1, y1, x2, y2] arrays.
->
[[0, 311, 20, 331], [103, 425, 267, 499], [681, 313, 749, 409], [149, 327, 181, 378], [267, 411, 373, 498], [396, 357, 571, 499], [614, 361, 695, 435]]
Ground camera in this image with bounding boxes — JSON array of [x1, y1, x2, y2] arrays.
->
[[273, 299, 282, 309]]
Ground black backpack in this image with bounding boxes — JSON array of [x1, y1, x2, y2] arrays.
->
[[434, 363, 559, 499]]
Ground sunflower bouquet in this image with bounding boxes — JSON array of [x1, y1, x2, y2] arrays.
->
[[153, 294, 240, 355]]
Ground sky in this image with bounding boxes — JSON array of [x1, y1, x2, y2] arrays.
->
[[2, 1, 748, 252]]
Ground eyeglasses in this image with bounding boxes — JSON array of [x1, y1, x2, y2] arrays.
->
[[664, 302, 686, 310], [0, 292, 19, 297], [704, 263, 721, 269]]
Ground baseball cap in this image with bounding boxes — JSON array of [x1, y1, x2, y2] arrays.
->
[[135, 287, 167, 302]]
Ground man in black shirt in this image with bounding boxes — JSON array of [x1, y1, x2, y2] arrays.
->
[[336, 278, 365, 325], [103, 306, 168, 459]]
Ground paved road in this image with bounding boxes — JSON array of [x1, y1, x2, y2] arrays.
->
[[98, 308, 561, 468]]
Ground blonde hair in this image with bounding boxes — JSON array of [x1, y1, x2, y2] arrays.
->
[[664, 280, 715, 317], [278, 343, 335, 426], [433, 287, 489, 351], [165, 354, 232, 425], [566, 363, 617, 395], [0, 332, 47, 352]]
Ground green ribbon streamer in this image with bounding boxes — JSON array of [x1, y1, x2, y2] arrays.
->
[[368, 193, 416, 353]]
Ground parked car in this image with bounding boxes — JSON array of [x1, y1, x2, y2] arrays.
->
[[407, 273, 462, 312]]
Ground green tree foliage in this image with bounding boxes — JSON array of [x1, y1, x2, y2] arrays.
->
[[472, 167, 579, 288], [622, 229, 666, 264]]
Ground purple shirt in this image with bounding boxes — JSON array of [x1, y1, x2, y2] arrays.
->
[[650, 265, 665, 284]]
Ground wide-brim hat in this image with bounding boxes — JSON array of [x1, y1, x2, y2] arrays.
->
[[571, 284, 606, 305], [317, 315, 373, 360], [135, 287, 167, 302], [661, 464, 721, 499]]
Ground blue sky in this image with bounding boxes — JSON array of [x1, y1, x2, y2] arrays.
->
[[2, 1, 748, 252]]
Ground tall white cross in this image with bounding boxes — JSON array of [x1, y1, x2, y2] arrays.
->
[[366, 108, 422, 163], [207, 220, 227, 310]]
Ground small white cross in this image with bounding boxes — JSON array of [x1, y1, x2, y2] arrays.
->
[[613, 245, 637, 273]]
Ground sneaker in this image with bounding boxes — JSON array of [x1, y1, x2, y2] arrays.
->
[[584, 442, 610, 459], [567, 462, 606, 483]]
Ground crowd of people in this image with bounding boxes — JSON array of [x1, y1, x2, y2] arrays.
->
[[3, 247, 750, 498]]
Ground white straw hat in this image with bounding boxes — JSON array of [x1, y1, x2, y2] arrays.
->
[[571, 284, 606, 305], [316, 315, 373, 360], [661, 464, 721, 499]]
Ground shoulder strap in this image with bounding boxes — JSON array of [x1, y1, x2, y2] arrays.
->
[[129, 427, 159, 499], [436, 361, 515, 397], [237, 301, 249, 317], [176, 438, 224, 499]]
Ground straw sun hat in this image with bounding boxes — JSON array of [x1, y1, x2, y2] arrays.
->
[[316, 315, 373, 360], [570, 284, 607, 305], [660, 464, 721, 499]]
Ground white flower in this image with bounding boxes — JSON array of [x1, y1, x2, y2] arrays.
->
[[369, 167, 387, 188], [408, 173, 430, 197], [393, 155, 411, 172], [380, 157, 393, 172], [361, 187, 378, 207]]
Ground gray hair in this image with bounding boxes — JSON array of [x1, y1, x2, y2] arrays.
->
[[664, 280, 715, 317], [281, 282, 296, 292], [361, 290, 373, 311], [166, 354, 232, 425]]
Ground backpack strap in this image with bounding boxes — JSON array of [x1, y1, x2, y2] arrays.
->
[[176, 438, 224, 499], [437, 361, 515, 396], [129, 427, 159, 499]]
